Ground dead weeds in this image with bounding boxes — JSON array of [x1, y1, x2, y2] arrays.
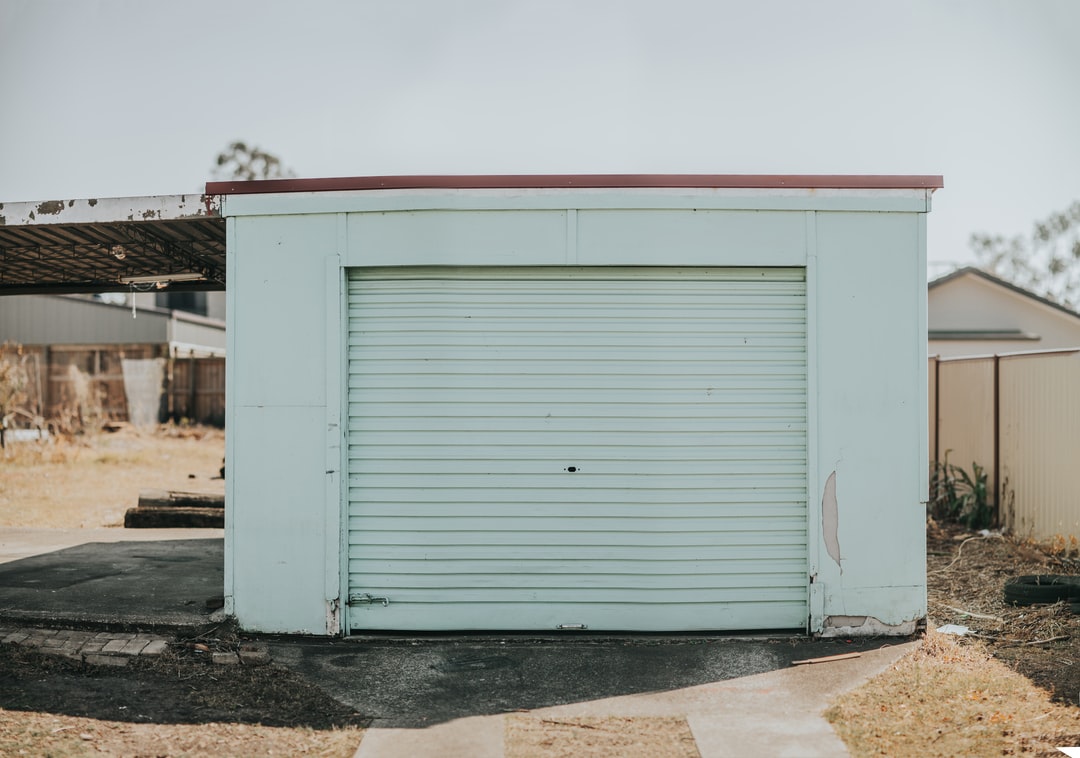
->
[[828, 629, 1080, 756]]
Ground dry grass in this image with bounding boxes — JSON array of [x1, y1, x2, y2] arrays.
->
[[0, 425, 224, 528], [827, 630, 1080, 756], [505, 715, 700, 758], [828, 522, 1080, 756], [0, 709, 363, 758]]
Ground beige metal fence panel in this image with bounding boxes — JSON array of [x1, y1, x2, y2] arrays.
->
[[928, 356, 938, 463], [936, 357, 995, 487], [998, 350, 1080, 539]]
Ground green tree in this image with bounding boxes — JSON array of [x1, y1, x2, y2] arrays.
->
[[211, 141, 295, 181], [971, 201, 1080, 309]]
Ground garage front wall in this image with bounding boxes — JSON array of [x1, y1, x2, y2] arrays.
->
[[224, 187, 929, 636]]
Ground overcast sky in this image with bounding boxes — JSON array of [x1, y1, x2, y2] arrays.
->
[[2, 0, 1078, 272]]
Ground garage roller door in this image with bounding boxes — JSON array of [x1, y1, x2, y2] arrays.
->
[[346, 267, 807, 631]]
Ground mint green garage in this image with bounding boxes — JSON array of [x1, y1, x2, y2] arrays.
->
[[218, 175, 940, 637]]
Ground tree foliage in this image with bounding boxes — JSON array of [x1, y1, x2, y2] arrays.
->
[[211, 141, 295, 181], [971, 201, 1080, 309]]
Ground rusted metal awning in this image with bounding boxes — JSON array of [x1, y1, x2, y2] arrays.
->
[[0, 195, 225, 295]]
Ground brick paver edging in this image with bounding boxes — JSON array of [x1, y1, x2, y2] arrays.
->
[[0, 626, 170, 667]]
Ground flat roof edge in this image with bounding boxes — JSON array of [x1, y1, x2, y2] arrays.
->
[[205, 174, 944, 196], [0, 194, 221, 225]]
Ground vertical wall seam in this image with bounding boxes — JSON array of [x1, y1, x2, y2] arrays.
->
[[917, 212, 930, 502], [804, 209, 822, 632], [223, 217, 237, 614], [331, 213, 349, 635], [566, 208, 578, 264]]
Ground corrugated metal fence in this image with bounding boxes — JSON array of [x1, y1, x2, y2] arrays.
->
[[930, 349, 1080, 540]]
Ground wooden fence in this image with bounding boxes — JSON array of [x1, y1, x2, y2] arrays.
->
[[930, 349, 1080, 540], [16, 345, 224, 428]]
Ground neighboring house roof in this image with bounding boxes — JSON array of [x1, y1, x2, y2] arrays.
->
[[929, 266, 1080, 326], [928, 266, 1080, 356]]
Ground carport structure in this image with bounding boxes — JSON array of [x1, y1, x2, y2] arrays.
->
[[0, 195, 225, 295]]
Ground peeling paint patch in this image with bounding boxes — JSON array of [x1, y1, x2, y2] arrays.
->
[[35, 200, 64, 215], [326, 598, 340, 636], [0, 216, 5, 226], [141, 209, 160, 220], [821, 615, 918, 637], [88, 198, 98, 207], [822, 470, 841, 569]]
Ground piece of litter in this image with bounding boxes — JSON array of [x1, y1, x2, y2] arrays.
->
[[936, 624, 971, 636], [791, 652, 862, 666]]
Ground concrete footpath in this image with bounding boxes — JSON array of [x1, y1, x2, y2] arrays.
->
[[0, 528, 917, 757]]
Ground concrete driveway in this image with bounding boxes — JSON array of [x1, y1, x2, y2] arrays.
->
[[0, 527, 223, 629], [269, 635, 914, 757]]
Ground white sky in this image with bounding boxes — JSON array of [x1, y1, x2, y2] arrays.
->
[[2, 0, 1078, 272]]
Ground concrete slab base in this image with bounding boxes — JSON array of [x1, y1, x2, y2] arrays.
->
[[268, 636, 915, 758], [0, 528, 224, 630], [348, 643, 915, 757]]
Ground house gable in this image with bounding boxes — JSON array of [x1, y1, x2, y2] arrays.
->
[[928, 268, 1080, 357]]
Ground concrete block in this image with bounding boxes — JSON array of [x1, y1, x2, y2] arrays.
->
[[85, 653, 129, 667], [124, 506, 224, 529], [102, 639, 129, 654], [80, 641, 107, 654], [212, 651, 240, 665], [3, 632, 29, 645], [119, 639, 150, 655], [238, 644, 271, 666], [140, 639, 169, 656]]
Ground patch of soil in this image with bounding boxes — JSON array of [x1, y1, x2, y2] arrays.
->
[[927, 519, 1080, 706], [0, 638, 367, 728], [0, 631, 368, 756]]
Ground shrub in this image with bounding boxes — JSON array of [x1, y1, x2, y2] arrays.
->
[[929, 452, 993, 529]]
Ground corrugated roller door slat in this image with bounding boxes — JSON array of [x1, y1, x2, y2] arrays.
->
[[346, 267, 807, 631]]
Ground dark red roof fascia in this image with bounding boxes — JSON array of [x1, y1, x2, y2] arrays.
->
[[205, 174, 944, 196]]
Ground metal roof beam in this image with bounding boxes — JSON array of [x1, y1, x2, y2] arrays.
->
[[113, 224, 225, 285]]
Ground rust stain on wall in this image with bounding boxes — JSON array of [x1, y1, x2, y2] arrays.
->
[[822, 470, 842, 569]]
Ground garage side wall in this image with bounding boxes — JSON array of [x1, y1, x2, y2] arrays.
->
[[812, 212, 928, 635], [226, 213, 341, 634], [225, 191, 929, 635]]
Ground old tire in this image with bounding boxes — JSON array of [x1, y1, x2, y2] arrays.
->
[[1003, 575, 1080, 606]]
